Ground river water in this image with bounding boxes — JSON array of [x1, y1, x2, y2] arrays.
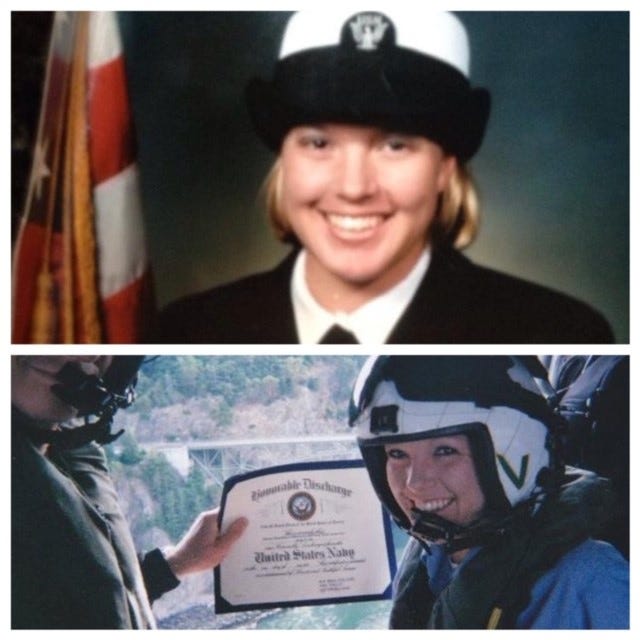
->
[[159, 600, 391, 630]]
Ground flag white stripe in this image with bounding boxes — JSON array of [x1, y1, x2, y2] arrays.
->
[[94, 163, 148, 298], [88, 11, 122, 68]]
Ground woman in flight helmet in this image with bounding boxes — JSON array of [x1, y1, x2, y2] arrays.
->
[[349, 356, 628, 629]]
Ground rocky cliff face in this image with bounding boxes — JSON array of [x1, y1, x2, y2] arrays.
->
[[113, 357, 362, 444]]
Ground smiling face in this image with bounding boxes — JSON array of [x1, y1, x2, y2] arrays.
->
[[11, 356, 113, 425], [279, 123, 456, 310], [385, 435, 486, 534]]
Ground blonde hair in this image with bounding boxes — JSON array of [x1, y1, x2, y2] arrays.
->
[[262, 160, 480, 250]]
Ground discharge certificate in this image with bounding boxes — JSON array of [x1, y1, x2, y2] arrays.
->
[[215, 460, 396, 613]]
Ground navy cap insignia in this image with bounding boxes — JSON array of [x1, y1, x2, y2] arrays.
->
[[345, 12, 393, 51]]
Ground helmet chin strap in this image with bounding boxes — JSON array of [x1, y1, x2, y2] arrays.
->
[[409, 507, 517, 554], [25, 408, 125, 449]]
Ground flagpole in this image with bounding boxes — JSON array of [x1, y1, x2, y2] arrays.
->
[[69, 11, 102, 343]]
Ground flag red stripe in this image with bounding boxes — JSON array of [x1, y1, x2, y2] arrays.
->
[[101, 268, 155, 343], [88, 56, 136, 185]]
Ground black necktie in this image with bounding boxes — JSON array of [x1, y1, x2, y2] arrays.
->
[[319, 325, 359, 344]]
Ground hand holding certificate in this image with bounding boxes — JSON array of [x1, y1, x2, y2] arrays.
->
[[214, 460, 396, 613]]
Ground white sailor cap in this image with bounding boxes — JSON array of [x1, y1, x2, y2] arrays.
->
[[245, 9, 490, 159], [279, 10, 471, 77]]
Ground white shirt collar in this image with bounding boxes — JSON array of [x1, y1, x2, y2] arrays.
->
[[291, 248, 431, 344]]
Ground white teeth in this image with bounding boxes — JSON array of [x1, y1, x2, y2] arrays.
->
[[417, 498, 454, 513], [326, 213, 383, 232]]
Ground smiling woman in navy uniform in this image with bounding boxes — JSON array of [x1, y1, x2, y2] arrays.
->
[[157, 9, 613, 344]]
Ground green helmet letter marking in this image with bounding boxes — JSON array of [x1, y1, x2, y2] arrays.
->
[[497, 454, 530, 490]]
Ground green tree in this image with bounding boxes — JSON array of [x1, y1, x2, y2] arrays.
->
[[117, 431, 146, 465]]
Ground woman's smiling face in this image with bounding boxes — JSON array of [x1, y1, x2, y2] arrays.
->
[[279, 123, 455, 296], [385, 434, 486, 530]]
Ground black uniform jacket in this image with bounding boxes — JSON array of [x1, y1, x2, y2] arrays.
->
[[157, 247, 613, 344]]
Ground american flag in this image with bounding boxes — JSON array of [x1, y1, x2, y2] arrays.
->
[[12, 11, 155, 343]]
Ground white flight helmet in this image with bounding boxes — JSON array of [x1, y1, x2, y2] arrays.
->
[[349, 356, 562, 550]]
